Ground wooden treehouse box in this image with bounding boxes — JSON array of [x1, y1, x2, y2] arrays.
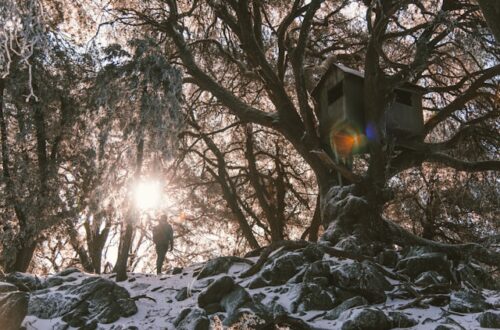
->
[[312, 64, 424, 159]]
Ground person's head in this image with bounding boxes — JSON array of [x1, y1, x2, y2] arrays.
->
[[160, 215, 169, 224]]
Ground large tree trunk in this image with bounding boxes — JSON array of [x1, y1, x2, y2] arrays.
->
[[114, 217, 135, 281], [114, 137, 144, 281], [6, 240, 37, 273]]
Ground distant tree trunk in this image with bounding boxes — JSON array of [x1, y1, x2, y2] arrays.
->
[[302, 194, 321, 242], [478, 0, 500, 43], [114, 137, 144, 281]]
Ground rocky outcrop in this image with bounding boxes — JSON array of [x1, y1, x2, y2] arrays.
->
[[28, 277, 137, 328], [0, 282, 29, 330]]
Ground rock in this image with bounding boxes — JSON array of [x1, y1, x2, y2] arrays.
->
[[45, 276, 65, 288], [330, 261, 392, 303], [220, 285, 252, 314], [174, 307, 210, 330], [415, 271, 448, 287], [197, 276, 236, 308], [477, 311, 500, 328], [325, 296, 368, 320], [28, 277, 137, 327], [434, 325, 461, 330], [396, 252, 452, 280], [294, 283, 336, 312], [377, 250, 399, 268], [0, 291, 29, 330], [335, 236, 366, 255], [302, 260, 338, 285], [176, 287, 189, 301], [56, 268, 81, 277], [172, 267, 183, 275], [6, 272, 45, 291], [0, 282, 18, 293], [260, 253, 305, 286], [197, 257, 248, 279], [340, 308, 391, 330], [457, 263, 497, 290], [449, 289, 491, 313], [388, 311, 418, 328], [302, 244, 324, 262]]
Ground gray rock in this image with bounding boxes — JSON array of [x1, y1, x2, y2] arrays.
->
[[261, 253, 305, 286], [388, 311, 418, 328], [172, 267, 183, 275], [302, 260, 338, 285], [396, 252, 452, 280], [434, 325, 461, 330], [457, 263, 497, 290], [6, 272, 45, 291], [56, 268, 81, 277], [197, 257, 248, 279], [330, 261, 392, 303], [28, 277, 137, 327], [0, 291, 29, 330], [176, 287, 189, 301], [477, 311, 500, 328], [197, 276, 236, 308], [303, 244, 324, 262], [449, 290, 491, 313], [174, 307, 210, 330], [340, 308, 391, 330], [294, 283, 336, 312], [220, 285, 252, 314], [325, 296, 368, 320]]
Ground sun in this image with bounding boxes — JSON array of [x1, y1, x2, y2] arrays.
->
[[133, 180, 162, 210]]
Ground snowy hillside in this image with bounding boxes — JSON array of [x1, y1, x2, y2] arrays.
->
[[1, 242, 499, 329]]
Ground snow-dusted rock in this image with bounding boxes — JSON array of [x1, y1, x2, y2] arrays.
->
[[477, 311, 500, 328], [6, 272, 45, 291], [29, 276, 137, 328], [174, 307, 210, 330], [449, 289, 491, 313], [339, 308, 391, 330], [329, 261, 392, 303], [196, 256, 250, 279], [325, 296, 368, 320], [396, 252, 452, 280]]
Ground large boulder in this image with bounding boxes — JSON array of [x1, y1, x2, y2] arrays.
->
[[477, 311, 500, 328], [330, 261, 392, 303], [197, 276, 236, 309], [0, 289, 29, 330], [449, 290, 491, 313], [396, 252, 452, 280], [292, 283, 336, 312], [174, 308, 210, 330], [197, 256, 250, 279], [456, 263, 497, 290], [339, 308, 391, 330], [29, 277, 137, 327], [260, 253, 306, 286]]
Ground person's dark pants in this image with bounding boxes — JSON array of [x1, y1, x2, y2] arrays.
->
[[155, 244, 168, 274]]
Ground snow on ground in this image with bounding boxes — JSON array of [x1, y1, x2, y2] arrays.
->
[[19, 252, 500, 330]]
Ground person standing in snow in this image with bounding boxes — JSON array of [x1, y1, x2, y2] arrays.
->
[[152, 215, 174, 274]]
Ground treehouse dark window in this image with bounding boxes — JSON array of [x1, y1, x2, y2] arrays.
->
[[395, 90, 412, 106], [328, 81, 343, 105]]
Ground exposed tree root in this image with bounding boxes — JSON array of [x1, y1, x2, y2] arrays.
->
[[382, 216, 500, 266]]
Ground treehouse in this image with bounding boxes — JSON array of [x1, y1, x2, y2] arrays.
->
[[311, 64, 424, 160]]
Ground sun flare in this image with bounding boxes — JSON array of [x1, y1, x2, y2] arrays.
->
[[133, 180, 162, 210]]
